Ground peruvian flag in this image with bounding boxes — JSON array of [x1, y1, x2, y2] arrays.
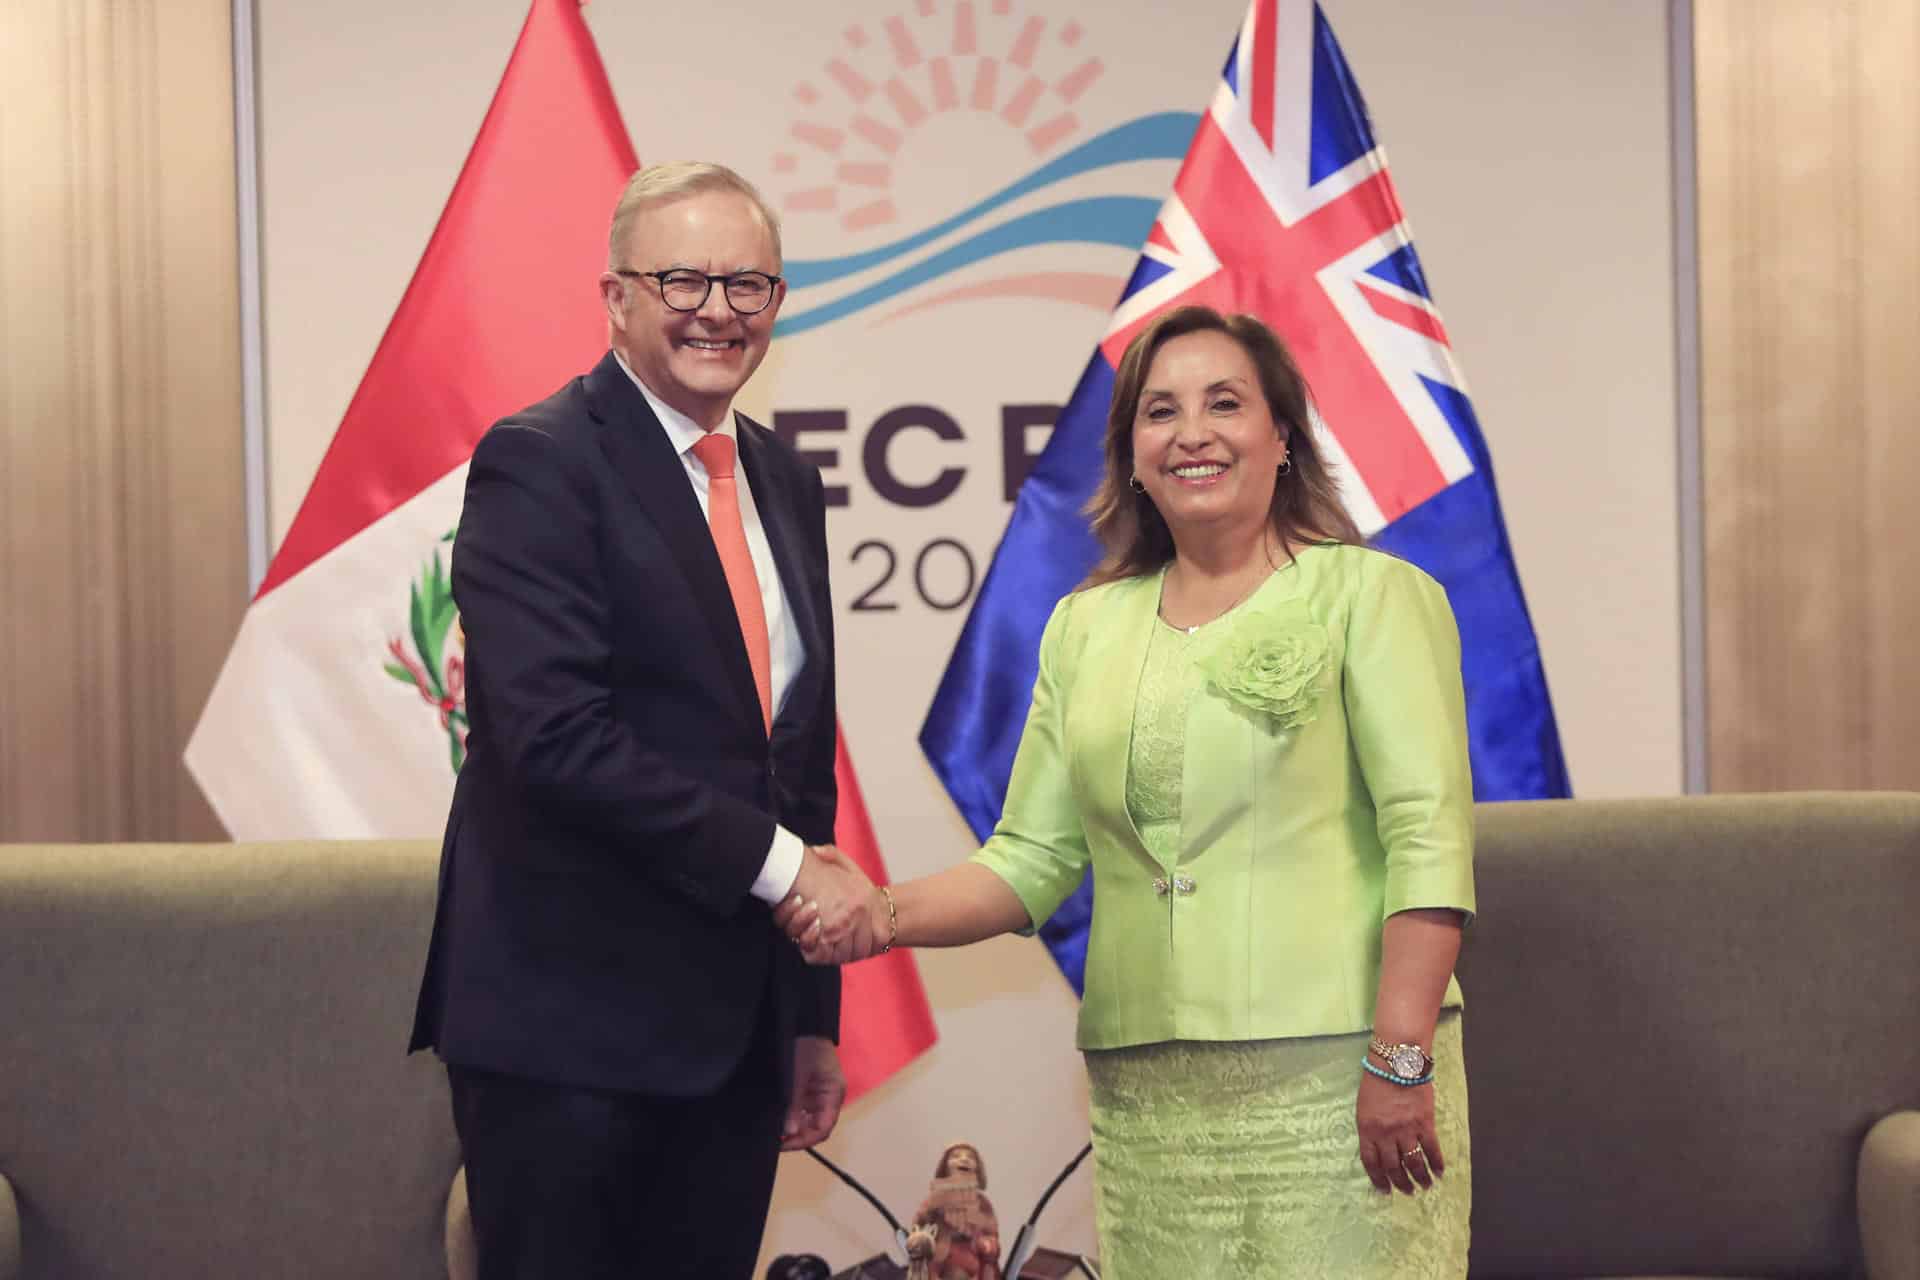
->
[[185, 0, 935, 1101]]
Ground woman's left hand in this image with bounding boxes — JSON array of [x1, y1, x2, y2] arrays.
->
[[1355, 1070, 1444, 1194]]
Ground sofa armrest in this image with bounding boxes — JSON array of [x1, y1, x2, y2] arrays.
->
[[0, 1170, 21, 1280], [1861, 1110, 1920, 1280]]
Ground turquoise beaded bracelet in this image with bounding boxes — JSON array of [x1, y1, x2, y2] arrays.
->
[[1360, 1056, 1434, 1087]]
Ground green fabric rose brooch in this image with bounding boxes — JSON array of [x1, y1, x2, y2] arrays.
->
[[1197, 598, 1330, 731]]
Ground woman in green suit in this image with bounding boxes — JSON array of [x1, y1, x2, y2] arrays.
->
[[784, 305, 1474, 1277]]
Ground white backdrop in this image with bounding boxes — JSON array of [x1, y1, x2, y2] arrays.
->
[[255, 0, 1680, 1268]]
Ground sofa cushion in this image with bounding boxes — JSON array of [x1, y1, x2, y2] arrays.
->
[[0, 840, 459, 1279], [1459, 793, 1920, 1278]]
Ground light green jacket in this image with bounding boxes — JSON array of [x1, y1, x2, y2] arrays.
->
[[973, 544, 1475, 1051]]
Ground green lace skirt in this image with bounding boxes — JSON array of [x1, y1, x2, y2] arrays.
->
[[1083, 1013, 1469, 1279]]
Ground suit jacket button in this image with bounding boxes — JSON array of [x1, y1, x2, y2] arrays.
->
[[1172, 875, 1196, 896]]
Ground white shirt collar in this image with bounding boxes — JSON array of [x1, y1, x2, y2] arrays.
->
[[611, 348, 735, 457]]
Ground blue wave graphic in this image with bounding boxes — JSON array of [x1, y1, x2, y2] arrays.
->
[[784, 111, 1196, 288], [777, 196, 1162, 338], [774, 111, 1200, 335]]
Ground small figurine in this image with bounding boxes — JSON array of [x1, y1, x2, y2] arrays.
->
[[903, 1221, 940, 1280], [910, 1142, 1002, 1280]]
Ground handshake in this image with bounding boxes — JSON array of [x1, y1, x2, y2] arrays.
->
[[776, 843, 892, 966]]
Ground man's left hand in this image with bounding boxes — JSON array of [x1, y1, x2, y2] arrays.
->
[[780, 1036, 847, 1151]]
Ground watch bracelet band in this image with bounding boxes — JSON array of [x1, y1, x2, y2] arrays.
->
[[1368, 1036, 1435, 1067]]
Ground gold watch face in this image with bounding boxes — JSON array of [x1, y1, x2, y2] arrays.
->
[[1388, 1046, 1429, 1077]]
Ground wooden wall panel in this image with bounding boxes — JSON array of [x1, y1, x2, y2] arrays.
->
[[0, 0, 246, 839], [1695, 0, 1920, 790]]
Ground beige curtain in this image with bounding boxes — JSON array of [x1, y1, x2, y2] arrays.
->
[[0, 0, 246, 840], [1696, 0, 1920, 791]]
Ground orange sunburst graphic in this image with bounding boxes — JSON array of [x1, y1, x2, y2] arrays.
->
[[772, 0, 1104, 231]]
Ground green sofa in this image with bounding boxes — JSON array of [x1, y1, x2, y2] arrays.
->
[[0, 840, 458, 1278], [1, 793, 1915, 1278], [1457, 793, 1920, 1279]]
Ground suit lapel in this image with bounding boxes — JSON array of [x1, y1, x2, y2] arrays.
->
[[735, 415, 822, 732], [1176, 562, 1306, 867], [1074, 574, 1168, 871], [583, 353, 764, 736]]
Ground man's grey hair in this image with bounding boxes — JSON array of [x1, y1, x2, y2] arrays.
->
[[607, 162, 784, 271]]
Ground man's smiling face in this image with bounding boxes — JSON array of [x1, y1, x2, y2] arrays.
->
[[604, 189, 784, 430]]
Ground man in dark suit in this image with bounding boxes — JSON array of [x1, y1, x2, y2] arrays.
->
[[409, 161, 879, 1278]]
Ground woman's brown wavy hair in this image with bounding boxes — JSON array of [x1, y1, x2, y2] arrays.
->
[[1082, 305, 1361, 589]]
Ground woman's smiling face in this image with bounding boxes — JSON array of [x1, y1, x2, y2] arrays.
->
[[1130, 328, 1288, 537]]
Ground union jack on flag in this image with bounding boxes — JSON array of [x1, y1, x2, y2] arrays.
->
[[922, 0, 1571, 991]]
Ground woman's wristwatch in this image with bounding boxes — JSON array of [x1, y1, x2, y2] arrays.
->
[[1367, 1037, 1435, 1080]]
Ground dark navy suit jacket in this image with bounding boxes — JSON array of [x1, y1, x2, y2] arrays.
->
[[409, 350, 839, 1098]]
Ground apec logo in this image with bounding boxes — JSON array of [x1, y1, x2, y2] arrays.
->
[[751, 7, 1197, 614], [770, 401, 1060, 615], [764, 4, 1197, 337]]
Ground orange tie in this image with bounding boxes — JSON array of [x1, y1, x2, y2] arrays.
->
[[689, 432, 773, 734]]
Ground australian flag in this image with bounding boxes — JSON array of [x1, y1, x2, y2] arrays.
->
[[919, 0, 1573, 993]]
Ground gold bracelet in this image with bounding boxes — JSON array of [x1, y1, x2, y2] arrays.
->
[[879, 885, 899, 955]]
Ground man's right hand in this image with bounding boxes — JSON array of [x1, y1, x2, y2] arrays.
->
[[781, 844, 877, 962]]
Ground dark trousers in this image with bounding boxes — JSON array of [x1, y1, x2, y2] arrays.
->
[[448, 1022, 786, 1280]]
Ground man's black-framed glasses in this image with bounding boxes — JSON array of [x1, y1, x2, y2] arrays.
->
[[616, 268, 783, 315]]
